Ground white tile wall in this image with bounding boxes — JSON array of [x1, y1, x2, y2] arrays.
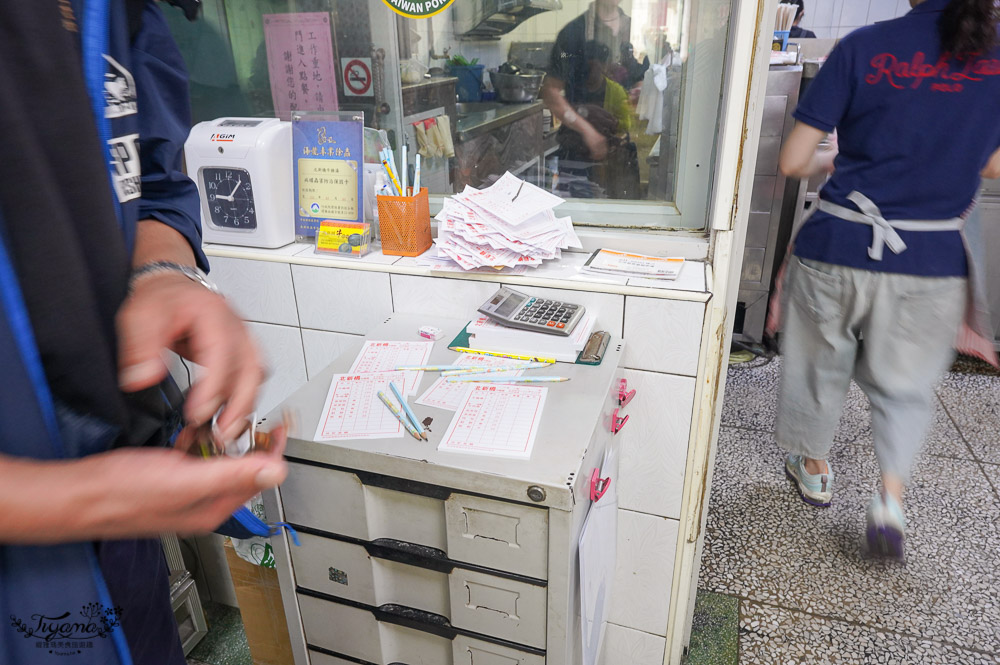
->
[[389, 274, 498, 321], [291, 265, 393, 335], [601, 623, 667, 665], [616, 370, 696, 519], [301, 329, 364, 379], [798, 0, 910, 39], [622, 297, 705, 376], [608, 511, 679, 636], [209, 257, 299, 326], [246, 322, 308, 417]]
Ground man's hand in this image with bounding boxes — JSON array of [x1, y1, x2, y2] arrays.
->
[[983, 145, 1000, 179], [0, 425, 288, 543], [117, 272, 263, 442]]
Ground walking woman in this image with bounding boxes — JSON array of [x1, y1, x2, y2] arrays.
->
[[775, 0, 1000, 560]]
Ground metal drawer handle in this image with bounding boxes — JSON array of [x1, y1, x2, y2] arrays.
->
[[611, 408, 629, 435], [366, 538, 453, 574]]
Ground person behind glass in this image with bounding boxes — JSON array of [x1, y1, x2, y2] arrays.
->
[[788, 0, 817, 39], [775, 0, 1000, 560], [542, 0, 645, 167]]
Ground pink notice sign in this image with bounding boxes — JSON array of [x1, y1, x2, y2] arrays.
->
[[263, 12, 339, 120]]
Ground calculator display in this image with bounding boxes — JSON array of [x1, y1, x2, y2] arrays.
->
[[494, 296, 522, 318]]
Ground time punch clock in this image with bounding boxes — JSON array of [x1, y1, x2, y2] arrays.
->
[[184, 118, 294, 248]]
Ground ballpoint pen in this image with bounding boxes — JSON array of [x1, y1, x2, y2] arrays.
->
[[413, 153, 421, 194], [377, 390, 422, 440], [394, 364, 490, 371], [441, 362, 552, 377], [445, 376, 569, 383], [389, 381, 426, 440]]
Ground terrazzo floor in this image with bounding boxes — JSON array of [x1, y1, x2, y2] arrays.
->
[[693, 353, 1000, 665]]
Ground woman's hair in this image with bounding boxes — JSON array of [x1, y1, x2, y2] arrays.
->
[[939, 0, 999, 58]]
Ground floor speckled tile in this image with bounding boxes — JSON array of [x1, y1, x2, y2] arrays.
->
[[683, 591, 739, 665], [185, 602, 250, 665], [700, 425, 1000, 655], [723, 355, 975, 460], [738, 602, 1000, 665], [936, 368, 1000, 464]]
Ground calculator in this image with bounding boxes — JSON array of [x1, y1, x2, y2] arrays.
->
[[477, 287, 586, 336]]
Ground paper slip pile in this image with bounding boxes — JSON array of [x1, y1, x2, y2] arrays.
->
[[421, 172, 582, 272], [467, 312, 596, 363], [582, 248, 685, 280]]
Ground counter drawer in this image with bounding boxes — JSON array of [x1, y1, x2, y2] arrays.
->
[[291, 531, 547, 648], [299, 593, 546, 665], [281, 461, 549, 579]]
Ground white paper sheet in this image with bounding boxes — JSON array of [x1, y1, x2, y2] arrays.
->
[[431, 174, 577, 272], [437, 384, 547, 459], [313, 372, 407, 441], [349, 341, 434, 395], [579, 444, 619, 665], [415, 354, 527, 411]]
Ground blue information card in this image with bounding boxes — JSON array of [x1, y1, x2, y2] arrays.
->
[[292, 113, 364, 237]]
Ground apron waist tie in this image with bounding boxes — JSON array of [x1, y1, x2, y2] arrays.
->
[[817, 191, 965, 261]]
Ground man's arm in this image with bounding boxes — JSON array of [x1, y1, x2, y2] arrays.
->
[[541, 75, 609, 160], [0, 427, 287, 544]]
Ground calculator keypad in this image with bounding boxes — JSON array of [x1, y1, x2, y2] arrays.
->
[[512, 298, 580, 334]]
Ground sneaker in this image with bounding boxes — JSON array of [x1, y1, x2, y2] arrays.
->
[[784, 454, 833, 507], [866, 493, 906, 561]]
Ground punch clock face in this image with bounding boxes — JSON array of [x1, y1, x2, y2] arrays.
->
[[203, 167, 258, 230]]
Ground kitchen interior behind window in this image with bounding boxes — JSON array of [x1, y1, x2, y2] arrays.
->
[[165, 0, 692, 208]]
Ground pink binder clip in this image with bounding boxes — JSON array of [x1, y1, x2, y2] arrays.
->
[[611, 407, 629, 435], [590, 467, 611, 502], [618, 379, 636, 407]]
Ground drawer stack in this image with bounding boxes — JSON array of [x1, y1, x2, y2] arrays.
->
[[282, 462, 552, 664]]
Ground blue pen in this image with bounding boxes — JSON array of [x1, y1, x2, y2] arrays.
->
[[389, 381, 427, 440]]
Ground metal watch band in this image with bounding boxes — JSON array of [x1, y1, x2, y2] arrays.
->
[[128, 261, 220, 295]]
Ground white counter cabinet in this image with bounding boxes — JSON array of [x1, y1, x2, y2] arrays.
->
[[198, 246, 709, 664]]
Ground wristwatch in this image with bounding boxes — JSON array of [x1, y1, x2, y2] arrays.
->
[[129, 261, 220, 295]]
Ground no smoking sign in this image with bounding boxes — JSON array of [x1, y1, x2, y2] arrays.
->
[[340, 57, 372, 97]]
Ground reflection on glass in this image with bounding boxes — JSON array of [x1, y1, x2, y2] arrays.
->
[[165, 0, 729, 221]]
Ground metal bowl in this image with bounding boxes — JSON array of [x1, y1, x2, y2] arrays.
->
[[489, 70, 545, 103]]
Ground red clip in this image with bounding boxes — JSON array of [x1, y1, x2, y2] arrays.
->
[[590, 467, 611, 502], [618, 379, 636, 407], [611, 408, 629, 435]]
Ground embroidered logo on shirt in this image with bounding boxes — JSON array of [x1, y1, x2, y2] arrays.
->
[[108, 133, 142, 203], [103, 55, 137, 118], [866, 52, 1000, 92]]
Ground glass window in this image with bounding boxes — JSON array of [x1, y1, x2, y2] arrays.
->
[[165, 0, 731, 230]]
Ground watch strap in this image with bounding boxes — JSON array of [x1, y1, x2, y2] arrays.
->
[[129, 261, 220, 295]]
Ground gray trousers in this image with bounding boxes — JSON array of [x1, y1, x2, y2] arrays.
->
[[775, 257, 967, 483]]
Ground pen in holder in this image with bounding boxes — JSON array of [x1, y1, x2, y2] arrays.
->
[[377, 186, 433, 257]]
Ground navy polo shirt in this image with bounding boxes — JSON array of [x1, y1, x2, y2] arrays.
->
[[792, 0, 1000, 276]]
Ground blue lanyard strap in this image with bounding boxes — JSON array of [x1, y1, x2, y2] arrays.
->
[[81, 0, 123, 227]]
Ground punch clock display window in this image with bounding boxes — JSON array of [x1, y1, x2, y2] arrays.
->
[[203, 167, 258, 230]]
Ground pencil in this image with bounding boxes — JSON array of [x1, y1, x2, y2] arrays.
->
[[451, 346, 558, 364], [445, 376, 569, 384], [377, 390, 422, 440], [389, 381, 427, 440]]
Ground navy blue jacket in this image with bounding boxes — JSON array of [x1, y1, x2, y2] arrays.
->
[[0, 2, 204, 665]]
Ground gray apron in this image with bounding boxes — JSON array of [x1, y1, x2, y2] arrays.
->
[[767, 190, 998, 366]]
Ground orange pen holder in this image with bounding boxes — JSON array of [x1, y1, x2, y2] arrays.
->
[[377, 187, 433, 257]]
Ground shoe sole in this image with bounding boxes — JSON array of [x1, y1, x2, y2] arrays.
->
[[784, 466, 831, 508], [866, 523, 905, 561]]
